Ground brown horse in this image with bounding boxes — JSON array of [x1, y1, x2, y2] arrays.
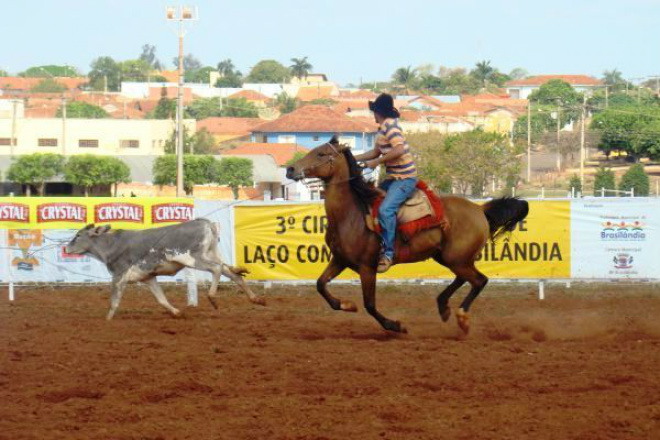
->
[[286, 137, 529, 334]]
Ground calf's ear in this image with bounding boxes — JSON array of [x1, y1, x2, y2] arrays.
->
[[92, 225, 112, 236]]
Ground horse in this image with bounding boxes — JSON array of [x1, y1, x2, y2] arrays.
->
[[286, 137, 529, 334]]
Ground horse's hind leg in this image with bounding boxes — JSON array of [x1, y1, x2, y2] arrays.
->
[[359, 266, 406, 333], [436, 276, 466, 322], [317, 257, 356, 312], [450, 264, 488, 334]]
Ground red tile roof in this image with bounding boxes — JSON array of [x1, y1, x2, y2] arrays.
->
[[154, 70, 179, 83], [296, 86, 336, 101], [223, 143, 310, 166], [197, 117, 264, 135], [505, 75, 603, 87], [251, 105, 377, 133], [0, 76, 87, 91], [338, 89, 378, 99], [228, 89, 270, 101]]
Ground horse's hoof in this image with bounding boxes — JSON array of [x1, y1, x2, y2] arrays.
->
[[439, 305, 451, 322], [208, 297, 219, 310], [171, 309, 183, 318], [456, 308, 470, 334], [340, 300, 358, 312], [251, 297, 267, 306], [391, 321, 407, 334]]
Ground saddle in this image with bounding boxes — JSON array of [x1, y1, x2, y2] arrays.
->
[[366, 180, 449, 241]]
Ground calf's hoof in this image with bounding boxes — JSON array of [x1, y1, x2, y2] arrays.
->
[[250, 297, 267, 306]]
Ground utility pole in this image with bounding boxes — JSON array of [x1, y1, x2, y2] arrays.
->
[[10, 99, 18, 157], [556, 101, 561, 171], [166, 5, 198, 197], [61, 95, 67, 156], [527, 100, 531, 181], [580, 94, 586, 186]]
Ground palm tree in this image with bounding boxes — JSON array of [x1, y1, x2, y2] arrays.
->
[[602, 69, 623, 86], [217, 59, 235, 76], [472, 60, 495, 88], [392, 66, 417, 94], [290, 57, 313, 80]]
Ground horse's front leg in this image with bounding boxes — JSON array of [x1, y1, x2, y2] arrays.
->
[[359, 265, 407, 333], [317, 256, 357, 312]]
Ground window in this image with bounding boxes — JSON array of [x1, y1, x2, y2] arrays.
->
[[120, 139, 140, 149], [0, 138, 15, 146], [313, 135, 320, 141], [79, 139, 99, 148], [38, 138, 58, 147], [278, 135, 296, 144]]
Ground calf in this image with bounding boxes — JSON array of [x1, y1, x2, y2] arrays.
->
[[65, 219, 264, 320]]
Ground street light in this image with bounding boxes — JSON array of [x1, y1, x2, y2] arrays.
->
[[166, 5, 198, 197]]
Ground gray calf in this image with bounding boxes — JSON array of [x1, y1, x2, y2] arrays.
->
[[65, 219, 264, 320]]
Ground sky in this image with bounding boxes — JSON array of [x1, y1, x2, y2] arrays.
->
[[2, 0, 660, 85]]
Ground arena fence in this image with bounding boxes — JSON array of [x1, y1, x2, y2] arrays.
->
[[1, 197, 659, 304]]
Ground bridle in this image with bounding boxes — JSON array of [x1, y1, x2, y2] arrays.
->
[[297, 141, 344, 179]]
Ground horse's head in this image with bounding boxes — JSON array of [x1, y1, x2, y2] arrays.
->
[[286, 135, 350, 181]]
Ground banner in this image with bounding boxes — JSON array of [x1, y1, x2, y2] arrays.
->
[[234, 200, 571, 280], [0, 197, 194, 230], [571, 199, 660, 279]]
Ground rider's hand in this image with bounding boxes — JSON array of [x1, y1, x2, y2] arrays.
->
[[365, 159, 380, 169]]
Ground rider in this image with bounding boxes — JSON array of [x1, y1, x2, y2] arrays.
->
[[355, 93, 417, 273]]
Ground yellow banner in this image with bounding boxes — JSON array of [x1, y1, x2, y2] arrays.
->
[[234, 200, 570, 280], [0, 197, 194, 229]]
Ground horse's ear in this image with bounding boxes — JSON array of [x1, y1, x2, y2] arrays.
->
[[329, 135, 339, 145]]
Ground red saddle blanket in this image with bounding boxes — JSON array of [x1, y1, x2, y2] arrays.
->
[[371, 180, 447, 240]]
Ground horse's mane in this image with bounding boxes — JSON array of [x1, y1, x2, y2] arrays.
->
[[341, 148, 381, 214]]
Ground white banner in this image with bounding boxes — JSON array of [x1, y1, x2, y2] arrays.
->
[[571, 198, 660, 279]]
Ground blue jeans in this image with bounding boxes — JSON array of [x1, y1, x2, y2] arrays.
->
[[378, 178, 418, 259]]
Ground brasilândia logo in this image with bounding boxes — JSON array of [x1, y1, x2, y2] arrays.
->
[[601, 220, 646, 241]]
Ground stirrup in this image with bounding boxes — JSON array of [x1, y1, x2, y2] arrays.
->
[[377, 255, 393, 273]]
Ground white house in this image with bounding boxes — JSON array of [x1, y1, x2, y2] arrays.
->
[[505, 75, 603, 99]]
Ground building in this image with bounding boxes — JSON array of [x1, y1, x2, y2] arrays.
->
[[399, 111, 475, 134], [250, 105, 377, 151], [227, 90, 271, 107], [223, 142, 309, 167], [505, 75, 603, 99], [197, 117, 264, 146], [0, 116, 195, 157], [0, 76, 88, 93]]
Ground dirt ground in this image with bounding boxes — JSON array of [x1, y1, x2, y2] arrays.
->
[[2, 283, 660, 440]]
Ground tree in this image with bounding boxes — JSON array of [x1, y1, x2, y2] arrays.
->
[[172, 54, 203, 71], [185, 66, 216, 84], [290, 57, 313, 80], [509, 68, 528, 80], [593, 167, 616, 196], [285, 151, 307, 167], [0, 68, 8, 76], [7, 153, 65, 196], [120, 59, 152, 82], [602, 69, 627, 92], [89, 56, 122, 91], [164, 127, 216, 154], [21, 65, 79, 78], [221, 98, 259, 118], [392, 66, 417, 92], [31, 78, 66, 93], [56, 101, 108, 118], [217, 59, 235, 76], [215, 59, 243, 87], [275, 93, 298, 114], [619, 164, 650, 196], [246, 60, 291, 83], [591, 105, 660, 160], [568, 174, 582, 195], [139, 44, 162, 70], [512, 112, 554, 143], [151, 87, 176, 119], [63, 155, 129, 196], [216, 157, 253, 199], [153, 154, 219, 195], [528, 79, 582, 107], [412, 130, 520, 196], [470, 60, 495, 88]]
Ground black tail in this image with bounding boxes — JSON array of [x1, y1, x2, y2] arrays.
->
[[482, 197, 529, 241]]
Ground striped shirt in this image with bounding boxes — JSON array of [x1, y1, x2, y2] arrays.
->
[[376, 118, 417, 179]]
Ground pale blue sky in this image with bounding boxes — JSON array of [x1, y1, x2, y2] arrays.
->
[[1, 0, 659, 85]]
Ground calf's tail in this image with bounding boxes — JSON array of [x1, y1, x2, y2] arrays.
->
[[482, 197, 529, 241]]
